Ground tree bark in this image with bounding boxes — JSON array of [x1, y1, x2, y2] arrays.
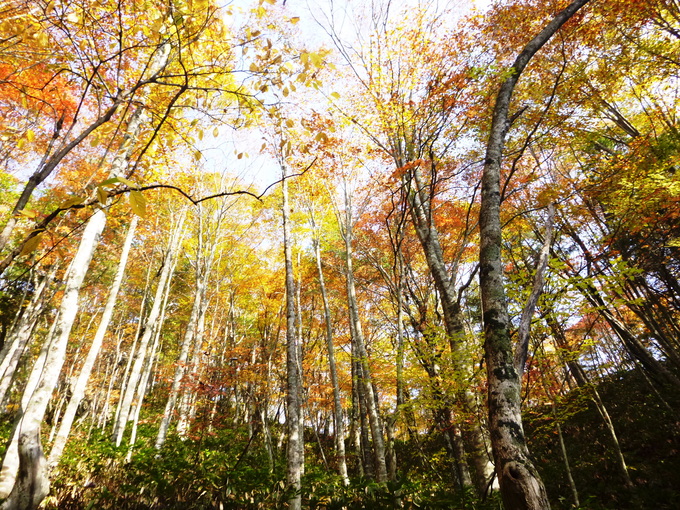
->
[[0, 212, 105, 510], [48, 216, 137, 468], [112, 213, 185, 447], [282, 162, 302, 510], [405, 166, 492, 492], [155, 258, 207, 449], [341, 185, 388, 483], [311, 225, 349, 485], [0, 267, 57, 407], [478, 1, 590, 508]]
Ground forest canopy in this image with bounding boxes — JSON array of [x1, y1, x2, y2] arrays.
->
[[0, 0, 679, 509]]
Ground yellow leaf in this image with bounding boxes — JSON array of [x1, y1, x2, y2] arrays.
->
[[20, 232, 44, 257], [17, 139, 25, 150], [282, 88, 289, 97], [330, 92, 340, 99], [213, 127, 219, 138], [59, 196, 84, 209], [310, 53, 323, 67], [18, 209, 37, 219], [97, 186, 109, 205], [289, 17, 300, 24], [285, 119, 294, 128], [117, 176, 139, 189], [26, 129, 35, 142], [66, 11, 80, 23], [129, 190, 146, 218]]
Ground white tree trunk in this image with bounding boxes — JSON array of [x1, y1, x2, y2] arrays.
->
[[312, 225, 349, 485], [0, 267, 57, 406], [0, 210, 106, 510], [47, 217, 138, 468], [341, 187, 388, 483], [112, 213, 185, 447], [155, 278, 204, 448]]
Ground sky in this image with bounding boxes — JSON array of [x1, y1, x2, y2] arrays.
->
[[201, 0, 494, 197]]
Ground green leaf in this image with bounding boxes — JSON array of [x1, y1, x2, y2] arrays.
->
[[129, 190, 147, 218], [99, 177, 121, 187]]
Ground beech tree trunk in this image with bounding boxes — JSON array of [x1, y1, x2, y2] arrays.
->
[[155, 275, 205, 449], [477, 1, 590, 508], [405, 166, 491, 491], [0, 267, 57, 407], [341, 185, 388, 483], [282, 162, 302, 510], [0, 211, 105, 510], [112, 213, 185, 447], [310, 215, 349, 485], [48, 216, 137, 468]]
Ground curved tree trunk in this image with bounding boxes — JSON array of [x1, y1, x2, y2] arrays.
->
[[406, 166, 491, 492], [478, 1, 590, 508]]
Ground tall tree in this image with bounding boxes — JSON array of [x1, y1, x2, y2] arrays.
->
[[478, 0, 591, 508]]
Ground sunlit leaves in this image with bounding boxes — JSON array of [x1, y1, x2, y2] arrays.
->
[[19, 230, 44, 257], [129, 190, 147, 218]]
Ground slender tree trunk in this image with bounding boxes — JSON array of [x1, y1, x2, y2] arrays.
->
[[282, 162, 302, 510], [478, 1, 590, 508], [112, 214, 184, 447], [311, 221, 349, 485], [294, 256, 306, 477], [341, 187, 388, 483], [350, 354, 364, 478], [48, 217, 137, 468], [0, 313, 59, 501], [176, 292, 208, 437], [0, 267, 57, 407], [548, 316, 633, 487], [0, 211, 105, 510], [126, 313, 164, 462], [406, 167, 491, 492], [155, 275, 205, 449]]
